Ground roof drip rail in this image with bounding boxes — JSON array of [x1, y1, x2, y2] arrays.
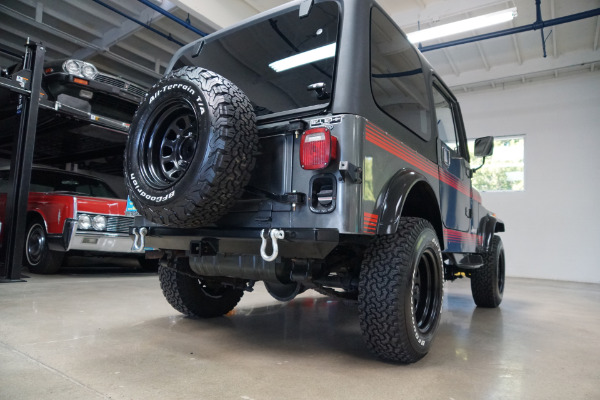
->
[[136, 0, 208, 37], [299, 0, 314, 18], [419, 3, 600, 54], [91, 0, 185, 46]]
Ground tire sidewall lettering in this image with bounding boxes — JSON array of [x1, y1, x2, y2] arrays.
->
[[148, 82, 197, 105], [128, 173, 175, 203]]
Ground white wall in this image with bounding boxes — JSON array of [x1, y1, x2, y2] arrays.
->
[[456, 71, 600, 283]]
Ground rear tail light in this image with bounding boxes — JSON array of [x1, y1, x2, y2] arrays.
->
[[300, 127, 338, 170]]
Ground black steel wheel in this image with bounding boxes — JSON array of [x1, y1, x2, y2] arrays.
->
[[125, 67, 258, 228], [358, 217, 444, 363], [159, 258, 244, 318], [139, 99, 203, 190], [24, 218, 63, 274], [471, 235, 505, 308]]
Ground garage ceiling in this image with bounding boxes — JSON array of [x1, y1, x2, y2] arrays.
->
[[1, 0, 598, 92], [0, 0, 598, 174]]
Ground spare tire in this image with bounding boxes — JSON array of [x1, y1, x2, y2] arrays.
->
[[125, 67, 257, 228]]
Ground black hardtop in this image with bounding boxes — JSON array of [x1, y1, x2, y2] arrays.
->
[[166, 0, 460, 164]]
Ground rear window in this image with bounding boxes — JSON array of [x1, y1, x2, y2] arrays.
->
[[173, 1, 340, 118], [370, 7, 431, 140]]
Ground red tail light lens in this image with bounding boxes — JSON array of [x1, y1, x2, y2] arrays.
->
[[300, 128, 338, 170]]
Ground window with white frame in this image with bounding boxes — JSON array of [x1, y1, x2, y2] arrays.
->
[[468, 135, 525, 192]]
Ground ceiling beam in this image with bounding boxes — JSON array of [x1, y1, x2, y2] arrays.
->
[[171, 0, 258, 30], [550, 0, 558, 58], [18, 0, 105, 39], [507, 8, 523, 65], [442, 48, 600, 88], [0, 4, 160, 82], [476, 42, 491, 70], [114, 41, 168, 70], [71, 1, 178, 61], [442, 48, 460, 76], [60, 0, 121, 28], [594, 16, 600, 51], [467, 11, 490, 71]]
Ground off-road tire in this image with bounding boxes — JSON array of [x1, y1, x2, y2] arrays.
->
[[159, 258, 244, 318], [24, 218, 64, 274], [471, 235, 505, 308], [125, 67, 257, 228], [358, 217, 444, 363]]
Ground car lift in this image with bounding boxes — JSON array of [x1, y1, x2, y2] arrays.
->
[[0, 41, 131, 282], [0, 40, 44, 282]]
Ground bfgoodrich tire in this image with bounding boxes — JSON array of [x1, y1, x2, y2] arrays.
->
[[125, 67, 257, 228], [358, 217, 444, 363], [159, 258, 244, 318], [471, 235, 505, 308]]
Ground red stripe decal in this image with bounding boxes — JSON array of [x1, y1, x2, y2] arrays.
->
[[444, 228, 482, 246], [363, 212, 378, 234], [365, 121, 481, 203]]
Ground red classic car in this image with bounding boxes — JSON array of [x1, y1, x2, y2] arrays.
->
[[0, 167, 152, 274]]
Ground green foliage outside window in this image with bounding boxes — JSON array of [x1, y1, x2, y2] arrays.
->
[[468, 136, 525, 192]]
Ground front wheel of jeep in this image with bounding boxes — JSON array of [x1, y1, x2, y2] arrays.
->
[[470, 235, 505, 308], [159, 258, 244, 318], [358, 217, 444, 363]]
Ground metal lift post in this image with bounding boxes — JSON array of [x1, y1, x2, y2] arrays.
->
[[0, 40, 45, 282]]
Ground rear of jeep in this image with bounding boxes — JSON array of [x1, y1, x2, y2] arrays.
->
[[125, 0, 505, 363]]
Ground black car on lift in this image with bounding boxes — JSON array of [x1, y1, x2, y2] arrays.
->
[[0, 57, 146, 123], [124, 0, 506, 363]]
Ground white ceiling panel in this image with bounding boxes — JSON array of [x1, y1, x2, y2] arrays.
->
[[0, 0, 598, 92]]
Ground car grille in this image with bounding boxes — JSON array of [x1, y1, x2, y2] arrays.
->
[[95, 73, 147, 98], [105, 215, 135, 234]]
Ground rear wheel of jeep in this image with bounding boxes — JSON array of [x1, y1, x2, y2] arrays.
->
[[159, 258, 244, 318], [470, 235, 505, 308], [125, 67, 257, 228], [358, 217, 444, 363]]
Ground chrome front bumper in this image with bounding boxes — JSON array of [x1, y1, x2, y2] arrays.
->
[[58, 219, 137, 254], [68, 232, 136, 253]]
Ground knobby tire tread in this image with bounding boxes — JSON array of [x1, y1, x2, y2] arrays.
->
[[158, 259, 244, 318], [126, 67, 257, 228], [471, 235, 503, 308], [358, 217, 442, 363]]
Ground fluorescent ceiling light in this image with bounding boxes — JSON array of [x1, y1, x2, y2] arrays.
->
[[269, 43, 336, 72], [407, 7, 518, 44]]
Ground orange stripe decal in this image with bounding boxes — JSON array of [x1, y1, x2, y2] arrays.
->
[[363, 212, 378, 234]]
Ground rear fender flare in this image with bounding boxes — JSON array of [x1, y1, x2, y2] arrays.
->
[[373, 170, 443, 243]]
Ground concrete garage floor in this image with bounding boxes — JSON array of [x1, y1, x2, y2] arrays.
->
[[1, 259, 599, 400]]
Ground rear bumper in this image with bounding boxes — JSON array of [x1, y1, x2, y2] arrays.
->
[[131, 225, 340, 259]]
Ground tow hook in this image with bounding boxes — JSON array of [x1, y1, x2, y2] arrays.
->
[[132, 227, 148, 253], [260, 229, 285, 262]]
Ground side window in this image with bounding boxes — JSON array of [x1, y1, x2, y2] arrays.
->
[[370, 7, 431, 140], [433, 85, 460, 154]]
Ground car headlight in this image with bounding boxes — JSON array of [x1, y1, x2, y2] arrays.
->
[[92, 215, 107, 231], [63, 59, 81, 75], [78, 214, 91, 230], [81, 63, 98, 79], [62, 59, 98, 79]]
